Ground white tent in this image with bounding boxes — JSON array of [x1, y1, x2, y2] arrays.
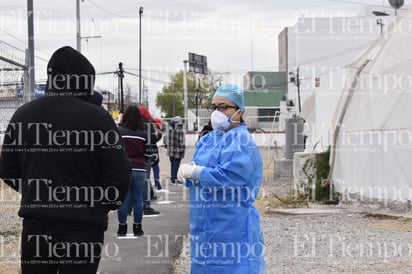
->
[[331, 12, 412, 205]]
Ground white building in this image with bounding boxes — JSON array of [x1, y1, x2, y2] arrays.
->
[[278, 5, 412, 208], [279, 5, 405, 151]]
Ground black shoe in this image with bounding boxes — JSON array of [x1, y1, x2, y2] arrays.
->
[[170, 179, 182, 185], [133, 223, 144, 237], [150, 195, 157, 201], [144, 207, 160, 215], [117, 224, 127, 237]]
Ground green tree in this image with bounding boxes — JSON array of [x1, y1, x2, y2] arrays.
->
[[156, 71, 212, 119]]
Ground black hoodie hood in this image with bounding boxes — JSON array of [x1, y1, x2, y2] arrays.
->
[[45, 46, 95, 101]]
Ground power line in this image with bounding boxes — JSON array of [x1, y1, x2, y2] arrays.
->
[[96, 70, 172, 85], [124, 67, 176, 74], [0, 29, 50, 62], [144, 14, 284, 29], [0, 39, 25, 54], [85, 0, 284, 29], [82, 0, 102, 35], [0, 29, 51, 58], [330, 0, 384, 6], [1, 29, 26, 45], [86, 0, 136, 19], [124, 71, 172, 84], [0, 39, 49, 64]]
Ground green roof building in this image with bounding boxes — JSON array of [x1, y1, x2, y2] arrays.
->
[[243, 71, 287, 130]]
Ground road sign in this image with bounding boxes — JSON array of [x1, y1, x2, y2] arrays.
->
[[188, 52, 207, 75]]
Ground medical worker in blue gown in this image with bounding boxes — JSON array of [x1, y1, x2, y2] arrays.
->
[[178, 84, 266, 274]]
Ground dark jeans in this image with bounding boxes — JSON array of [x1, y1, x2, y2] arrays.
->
[[21, 221, 104, 274], [148, 163, 162, 190], [118, 170, 146, 224], [170, 156, 182, 183]]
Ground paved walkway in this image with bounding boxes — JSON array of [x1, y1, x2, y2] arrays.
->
[[97, 147, 195, 274]]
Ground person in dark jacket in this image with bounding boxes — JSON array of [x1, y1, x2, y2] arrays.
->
[[164, 116, 185, 184], [0, 46, 131, 274], [151, 118, 164, 191], [138, 106, 161, 215], [88, 90, 103, 106], [198, 119, 213, 140]]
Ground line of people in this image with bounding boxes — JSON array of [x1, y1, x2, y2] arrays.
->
[[0, 46, 266, 274], [117, 105, 188, 237]]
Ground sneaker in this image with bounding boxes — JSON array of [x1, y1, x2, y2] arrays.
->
[[156, 189, 169, 193], [117, 224, 127, 237], [144, 207, 160, 215], [133, 223, 144, 237], [170, 179, 183, 185]]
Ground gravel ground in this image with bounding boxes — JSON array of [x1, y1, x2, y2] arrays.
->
[[174, 211, 412, 273], [3, 146, 412, 274], [263, 211, 412, 273], [0, 183, 21, 274]]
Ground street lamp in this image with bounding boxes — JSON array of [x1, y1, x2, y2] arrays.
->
[[117, 62, 125, 113], [139, 6, 143, 105], [194, 89, 203, 132]]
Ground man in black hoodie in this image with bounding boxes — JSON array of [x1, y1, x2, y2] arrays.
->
[[0, 46, 131, 274]]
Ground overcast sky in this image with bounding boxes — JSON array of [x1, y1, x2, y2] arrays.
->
[[1, 0, 410, 114]]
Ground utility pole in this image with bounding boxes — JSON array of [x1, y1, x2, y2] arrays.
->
[[139, 7, 143, 105], [172, 84, 176, 117], [296, 66, 301, 113], [183, 60, 188, 131], [76, 0, 81, 52], [289, 66, 301, 114], [27, 0, 35, 102], [117, 62, 125, 113], [376, 19, 384, 35], [108, 91, 111, 111], [195, 84, 202, 132]]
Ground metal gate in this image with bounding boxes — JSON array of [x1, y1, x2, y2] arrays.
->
[[0, 48, 26, 132]]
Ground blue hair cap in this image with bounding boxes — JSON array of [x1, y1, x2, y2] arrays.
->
[[213, 84, 244, 111]]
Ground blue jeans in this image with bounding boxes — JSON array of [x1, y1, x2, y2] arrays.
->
[[144, 159, 153, 210], [118, 170, 146, 224], [148, 164, 162, 190], [170, 157, 182, 183]]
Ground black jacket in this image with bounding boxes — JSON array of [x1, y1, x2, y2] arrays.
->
[[0, 96, 131, 230], [0, 46, 131, 231], [145, 120, 162, 166]]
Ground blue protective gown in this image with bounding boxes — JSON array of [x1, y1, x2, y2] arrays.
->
[[187, 124, 266, 274]]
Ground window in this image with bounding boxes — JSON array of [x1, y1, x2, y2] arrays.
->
[[258, 108, 280, 122]]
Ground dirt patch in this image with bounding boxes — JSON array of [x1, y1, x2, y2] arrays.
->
[[254, 186, 311, 218], [368, 219, 412, 233], [0, 236, 20, 274]]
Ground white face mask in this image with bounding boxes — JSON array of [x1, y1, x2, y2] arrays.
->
[[211, 109, 239, 131]]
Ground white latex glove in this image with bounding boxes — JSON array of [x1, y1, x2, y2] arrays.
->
[[177, 162, 197, 182]]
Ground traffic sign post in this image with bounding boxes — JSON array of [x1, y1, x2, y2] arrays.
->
[[188, 52, 208, 75]]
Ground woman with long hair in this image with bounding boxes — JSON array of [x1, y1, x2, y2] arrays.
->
[[117, 105, 148, 237]]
